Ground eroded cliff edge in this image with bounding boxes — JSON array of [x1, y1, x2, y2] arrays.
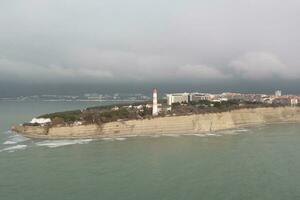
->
[[12, 107, 300, 139]]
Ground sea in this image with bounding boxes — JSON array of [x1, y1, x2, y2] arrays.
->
[[1, 100, 300, 200]]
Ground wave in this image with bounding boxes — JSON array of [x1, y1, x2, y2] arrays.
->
[[115, 137, 127, 141], [0, 145, 27, 152], [191, 134, 207, 137], [150, 135, 161, 138], [235, 129, 249, 132], [2, 132, 30, 146], [218, 128, 250, 135], [220, 130, 241, 135], [206, 133, 222, 137], [182, 133, 224, 137], [3, 130, 14, 135], [101, 137, 114, 141], [124, 135, 138, 137], [35, 139, 93, 148], [3, 141, 17, 145], [100, 137, 129, 141], [8, 134, 30, 143], [162, 134, 180, 137]]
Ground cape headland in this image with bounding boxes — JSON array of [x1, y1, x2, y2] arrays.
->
[[12, 105, 300, 139], [12, 89, 300, 139]]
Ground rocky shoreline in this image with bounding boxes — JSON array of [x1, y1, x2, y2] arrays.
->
[[12, 107, 300, 139]]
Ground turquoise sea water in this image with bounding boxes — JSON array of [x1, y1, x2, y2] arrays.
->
[[1, 101, 300, 200]]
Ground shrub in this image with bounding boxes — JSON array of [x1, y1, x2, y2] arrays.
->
[[39, 110, 81, 123]]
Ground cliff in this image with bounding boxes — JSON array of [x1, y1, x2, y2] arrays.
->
[[12, 107, 300, 139]]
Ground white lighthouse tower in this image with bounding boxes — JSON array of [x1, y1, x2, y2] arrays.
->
[[152, 88, 158, 116]]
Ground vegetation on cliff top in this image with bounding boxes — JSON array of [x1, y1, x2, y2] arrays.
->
[[171, 99, 281, 115], [36, 99, 284, 127], [38, 103, 153, 126]]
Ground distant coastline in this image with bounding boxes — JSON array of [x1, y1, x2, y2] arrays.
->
[[12, 107, 300, 139]]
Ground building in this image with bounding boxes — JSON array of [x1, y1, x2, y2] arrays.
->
[[272, 97, 289, 105], [166, 93, 189, 106], [30, 118, 51, 125], [152, 88, 158, 116], [275, 90, 282, 97], [189, 93, 210, 102], [111, 106, 120, 111], [291, 98, 298, 107]]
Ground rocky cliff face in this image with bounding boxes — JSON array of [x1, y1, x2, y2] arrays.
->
[[13, 107, 300, 139]]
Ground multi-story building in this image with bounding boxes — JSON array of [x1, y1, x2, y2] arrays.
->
[[189, 93, 210, 102], [275, 90, 282, 97], [272, 97, 289, 105], [166, 93, 189, 106], [291, 98, 298, 106]]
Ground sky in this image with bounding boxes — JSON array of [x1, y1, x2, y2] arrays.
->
[[1, 0, 300, 96]]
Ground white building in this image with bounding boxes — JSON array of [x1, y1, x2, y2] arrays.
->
[[189, 93, 210, 102], [111, 106, 119, 111], [275, 90, 282, 97], [30, 118, 51, 124], [291, 98, 298, 106], [134, 105, 144, 110], [212, 97, 228, 102], [166, 93, 189, 106]]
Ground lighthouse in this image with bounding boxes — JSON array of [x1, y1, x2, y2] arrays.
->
[[152, 88, 158, 116]]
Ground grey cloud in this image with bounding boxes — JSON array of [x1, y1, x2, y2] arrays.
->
[[229, 52, 299, 80], [0, 0, 300, 89], [176, 64, 230, 80], [0, 58, 113, 83]]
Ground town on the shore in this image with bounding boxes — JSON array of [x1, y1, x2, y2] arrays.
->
[[3, 89, 299, 107], [166, 89, 298, 107], [151, 89, 299, 116], [27, 89, 300, 126]]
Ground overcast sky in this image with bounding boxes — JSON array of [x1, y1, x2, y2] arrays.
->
[[1, 0, 300, 96]]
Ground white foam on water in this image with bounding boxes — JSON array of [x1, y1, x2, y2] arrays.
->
[[8, 134, 30, 143], [35, 139, 93, 148], [236, 129, 249, 132], [220, 130, 241, 135], [101, 137, 114, 141], [3, 140, 17, 145], [4, 130, 13, 135], [185, 133, 200, 137], [219, 128, 251, 136], [206, 133, 222, 137], [162, 134, 180, 137], [150, 135, 161, 138], [115, 137, 127, 141], [0, 144, 27, 152], [124, 135, 138, 138], [192, 134, 207, 137]]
